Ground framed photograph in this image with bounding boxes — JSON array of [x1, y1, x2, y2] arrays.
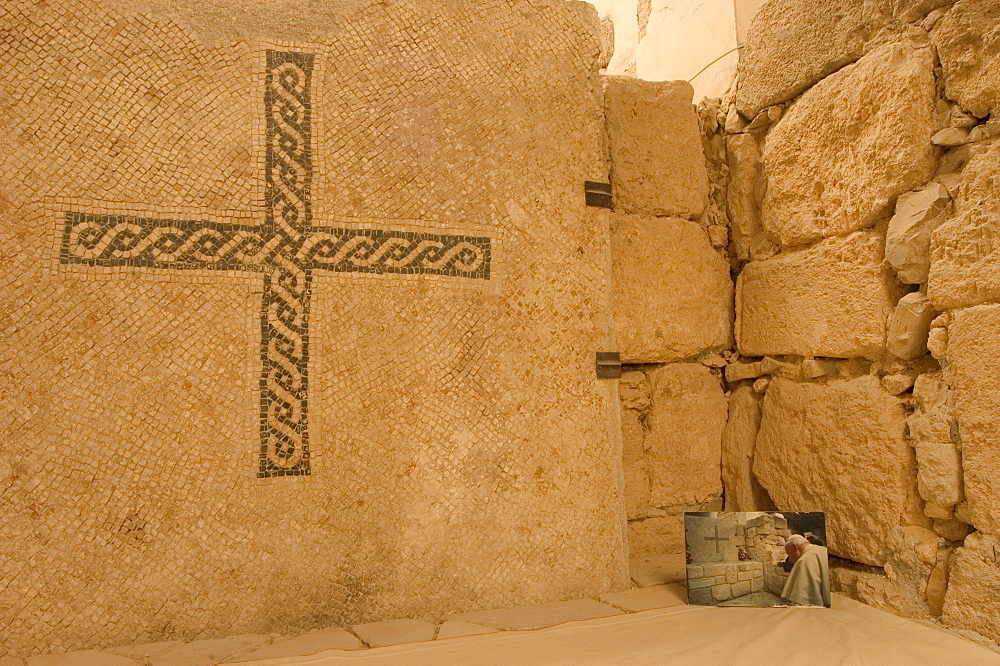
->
[[684, 511, 829, 608]]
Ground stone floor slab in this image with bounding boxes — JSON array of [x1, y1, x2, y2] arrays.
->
[[349, 619, 436, 648], [229, 628, 364, 661], [629, 553, 686, 588], [26, 651, 137, 666], [446, 598, 622, 631], [149, 635, 272, 666], [434, 621, 499, 640], [107, 641, 181, 660], [599, 584, 687, 612]]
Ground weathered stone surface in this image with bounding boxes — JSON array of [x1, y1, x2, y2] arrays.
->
[[883, 526, 948, 618], [149, 635, 271, 666], [645, 364, 727, 506], [887, 292, 936, 360], [724, 357, 791, 383], [737, 232, 902, 358], [928, 140, 1000, 310], [908, 372, 964, 509], [942, 532, 1000, 642], [886, 182, 952, 284], [627, 514, 686, 559], [447, 599, 622, 631], [726, 134, 776, 261], [761, 41, 937, 247], [944, 304, 1000, 532], [599, 583, 686, 612], [349, 619, 437, 648], [26, 652, 137, 666], [435, 621, 498, 640], [754, 377, 921, 566], [894, 0, 957, 23], [234, 628, 364, 660], [735, 0, 891, 118], [830, 564, 909, 615], [611, 216, 733, 363], [721, 384, 775, 512], [933, 0, 1000, 118], [604, 77, 709, 218], [619, 370, 652, 520], [931, 517, 971, 542]]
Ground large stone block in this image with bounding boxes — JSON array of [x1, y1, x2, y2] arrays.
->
[[908, 372, 964, 509], [620, 370, 652, 520], [932, 0, 1000, 118], [928, 140, 1000, 310], [611, 215, 733, 363], [736, 232, 902, 358], [721, 384, 775, 511], [885, 182, 952, 285], [604, 77, 709, 218], [645, 364, 727, 507], [887, 292, 936, 361], [944, 304, 1000, 532], [725, 134, 776, 262], [735, 0, 891, 118], [753, 376, 921, 566], [761, 41, 937, 247], [942, 532, 1000, 643]]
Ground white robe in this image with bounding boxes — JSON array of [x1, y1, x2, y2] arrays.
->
[[781, 544, 831, 607]]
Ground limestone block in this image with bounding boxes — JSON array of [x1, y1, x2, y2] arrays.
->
[[932, 518, 971, 542], [753, 377, 920, 566], [929, 141, 1000, 310], [735, 0, 891, 118], [598, 584, 686, 612], [761, 42, 937, 247], [830, 565, 910, 615], [435, 621, 498, 640], [349, 619, 437, 648], [26, 652, 138, 666], [933, 0, 1000, 118], [237, 628, 365, 659], [711, 583, 733, 602], [620, 371, 651, 520], [894, 0, 958, 23], [884, 526, 949, 618], [944, 304, 1000, 532], [942, 532, 1000, 642], [726, 134, 776, 261], [447, 599, 622, 631], [149, 635, 271, 666], [731, 580, 752, 597], [721, 384, 776, 512], [645, 365, 727, 506], [737, 232, 902, 359], [887, 292, 936, 361], [611, 216, 733, 363], [886, 183, 952, 284], [687, 587, 713, 605], [604, 77, 709, 218], [908, 372, 964, 509]]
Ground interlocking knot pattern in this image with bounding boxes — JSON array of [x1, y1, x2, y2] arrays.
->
[[58, 51, 492, 477]]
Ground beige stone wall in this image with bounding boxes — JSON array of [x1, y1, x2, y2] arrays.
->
[[604, 75, 733, 567], [0, 0, 632, 657], [717, 0, 1000, 643]]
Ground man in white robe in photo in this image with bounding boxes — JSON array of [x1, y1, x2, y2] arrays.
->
[[781, 534, 831, 607]]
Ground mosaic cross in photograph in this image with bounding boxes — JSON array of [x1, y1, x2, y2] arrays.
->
[[57, 51, 492, 478]]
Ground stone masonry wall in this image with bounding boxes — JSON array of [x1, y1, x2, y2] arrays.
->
[[714, 0, 1000, 643], [0, 0, 630, 657], [606, 76, 734, 569]]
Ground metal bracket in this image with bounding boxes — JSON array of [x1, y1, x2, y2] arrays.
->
[[585, 181, 613, 209], [596, 351, 621, 379]]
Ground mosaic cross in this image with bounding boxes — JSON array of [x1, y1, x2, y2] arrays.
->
[[704, 525, 730, 554], [57, 51, 491, 478]]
